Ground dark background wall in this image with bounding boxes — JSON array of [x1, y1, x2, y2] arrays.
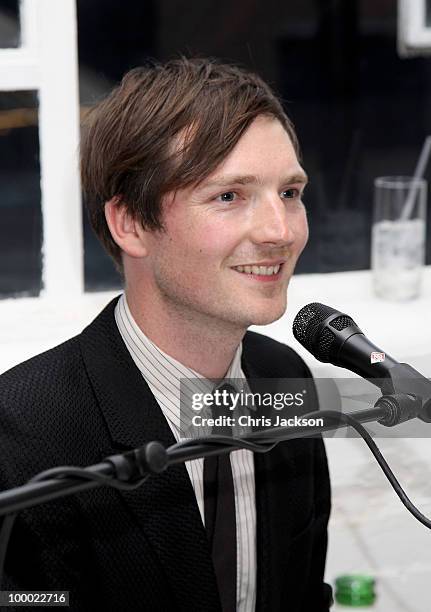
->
[[2, 0, 431, 295]]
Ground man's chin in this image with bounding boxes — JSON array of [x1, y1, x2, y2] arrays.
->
[[247, 303, 287, 327]]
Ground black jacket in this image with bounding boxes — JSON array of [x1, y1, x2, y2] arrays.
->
[[0, 296, 332, 611]]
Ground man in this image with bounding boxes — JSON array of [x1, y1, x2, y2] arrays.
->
[[0, 58, 331, 611]]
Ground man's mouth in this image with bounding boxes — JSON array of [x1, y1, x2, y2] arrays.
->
[[231, 263, 282, 276]]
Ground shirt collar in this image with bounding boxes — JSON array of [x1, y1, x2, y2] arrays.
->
[[114, 293, 248, 435]]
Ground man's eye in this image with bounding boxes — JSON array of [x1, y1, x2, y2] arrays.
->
[[281, 188, 300, 199], [216, 191, 237, 203]]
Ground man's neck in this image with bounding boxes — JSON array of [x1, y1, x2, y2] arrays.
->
[[125, 291, 245, 379]]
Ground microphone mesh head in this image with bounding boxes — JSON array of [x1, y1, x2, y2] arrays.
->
[[292, 303, 337, 345], [292, 302, 357, 362]]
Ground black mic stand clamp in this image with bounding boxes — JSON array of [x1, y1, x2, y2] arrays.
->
[[375, 393, 423, 427], [380, 365, 431, 423], [106, 441, 169, 479]]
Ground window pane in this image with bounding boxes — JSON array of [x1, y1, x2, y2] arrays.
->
[[0, 0, 20, 48], [0, 91, 42, 298]]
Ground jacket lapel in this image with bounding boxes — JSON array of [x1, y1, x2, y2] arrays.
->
[[79, 296, 221, 611]]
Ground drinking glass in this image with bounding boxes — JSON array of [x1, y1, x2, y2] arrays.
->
[[371, 176, 427, 301]]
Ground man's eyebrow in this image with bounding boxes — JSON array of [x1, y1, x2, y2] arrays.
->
[[197, 172, 309, 190]]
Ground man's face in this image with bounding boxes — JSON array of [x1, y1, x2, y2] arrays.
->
[[143, 115, 309, 331]]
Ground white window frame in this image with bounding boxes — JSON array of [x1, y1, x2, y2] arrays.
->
[[0, 0, 83, 298], [398, 0, 431, 57]]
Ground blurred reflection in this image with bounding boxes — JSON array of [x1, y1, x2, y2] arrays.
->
[[0, 0, 19, 48]]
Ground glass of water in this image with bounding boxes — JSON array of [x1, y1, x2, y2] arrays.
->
[[371, 176, 427, 301]]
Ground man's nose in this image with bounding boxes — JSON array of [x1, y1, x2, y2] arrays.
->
[[249, 196, 295, 246]]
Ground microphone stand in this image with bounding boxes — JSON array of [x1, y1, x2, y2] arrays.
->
[[2, 390, 431, 596], [0, 391, 421, 517]]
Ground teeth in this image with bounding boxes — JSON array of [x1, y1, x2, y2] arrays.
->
[[233, 264, 281, 275]]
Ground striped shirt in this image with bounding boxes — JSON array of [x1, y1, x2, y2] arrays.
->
[[115, 294, 256, 611]]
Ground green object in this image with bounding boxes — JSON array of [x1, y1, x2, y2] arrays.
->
[[335, 575, 376, 607]]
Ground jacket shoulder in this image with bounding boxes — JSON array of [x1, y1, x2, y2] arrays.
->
[[0, 335, 99, 480], [0, 335, 82, 400]]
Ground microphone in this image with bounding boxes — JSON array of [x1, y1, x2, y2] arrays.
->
[[292, 302, 431, 423]]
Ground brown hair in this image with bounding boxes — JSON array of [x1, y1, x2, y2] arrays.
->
[[80, 57, 299, 270]]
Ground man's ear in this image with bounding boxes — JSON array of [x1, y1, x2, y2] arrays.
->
[[104, 197, 149, 258]]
